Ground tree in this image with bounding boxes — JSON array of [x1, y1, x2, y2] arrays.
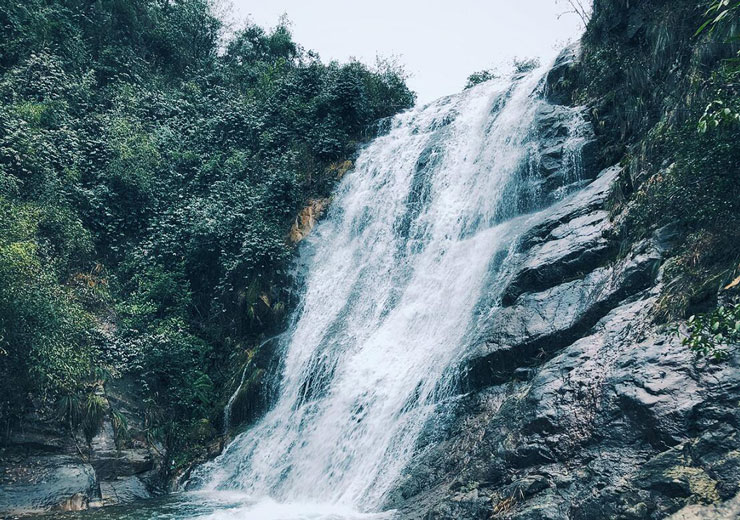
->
[[0, 0, 415, 461]]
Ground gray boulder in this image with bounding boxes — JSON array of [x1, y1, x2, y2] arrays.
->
[[0, 456, 97, 515]]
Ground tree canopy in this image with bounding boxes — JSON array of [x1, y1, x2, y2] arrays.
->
[[0, 0, 415, 459]]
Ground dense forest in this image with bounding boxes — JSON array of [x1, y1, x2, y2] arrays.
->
[[0, 0, 414, 469]]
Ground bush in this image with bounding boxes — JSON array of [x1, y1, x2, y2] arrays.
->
[[0, 198, 93, 416], [512, 57, 541, 74], [680, 303, 740, 360], [465, 69, 498, 89]]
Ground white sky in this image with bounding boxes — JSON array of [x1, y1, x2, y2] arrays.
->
[[226, 1, 586, 104]]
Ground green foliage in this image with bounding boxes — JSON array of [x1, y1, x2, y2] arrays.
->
[[465, 69, 498, 89], [132, 319, 217, 421], [464, 57, 540, 91], [579, 0, 740, 321], [696, 0, 740, 36], [577, 1, 704, 162], [697, 1, 740, 133], [626, 116, 740, 241], [110, 408, 129, 447], [0, 198, 93, 416], [0, 0, 414, 460], [698, 99, 740, 132], [56, 388, 107, 443], [681, 304, 740, 360], [82, 392, 107, 441]]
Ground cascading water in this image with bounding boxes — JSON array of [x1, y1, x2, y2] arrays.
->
[[189, 62, 591, 519]]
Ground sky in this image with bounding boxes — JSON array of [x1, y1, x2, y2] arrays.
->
[[226, 1, 587, 104]]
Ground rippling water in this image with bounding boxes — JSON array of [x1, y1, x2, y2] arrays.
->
[[38, 492, 394, 520]]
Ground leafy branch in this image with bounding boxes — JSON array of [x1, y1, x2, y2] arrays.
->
[[678, 304, 740, 360], [695, 0, 740, 36], [696, 1, 740, 133], [698, 99, 740, 132]]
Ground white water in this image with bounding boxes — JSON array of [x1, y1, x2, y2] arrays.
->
[[190, 65, 590, 519]]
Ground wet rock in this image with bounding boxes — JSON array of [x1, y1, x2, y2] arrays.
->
[[424, 494, 491, 520], [398, 290, 740, 519], [0, 456, 97, 515], [508, 474, 551, 498], [3, 412, 76, 454], [633, 446, 719, 501], [0, 378, 163, 516], [99, 476, 152, 506], [519, 165, 620, 251], [508, 498, 564, 520], [92, 447, 154, 481], [500, 208, 615, 305], [90, 421, 154, 480], [668, 492, 740, 520], [465, 168, 660, 390], [290, 198, 330, 243], [534, 105, 574, 140], [689, 425, 740, 499], [393, 162, 740, 519], [611, 346, 704, 450], [399, 287, 740, 518], [545, 43, 581, 105]]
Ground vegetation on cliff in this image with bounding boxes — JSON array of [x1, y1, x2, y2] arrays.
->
[[0, 0, 414, 469], [575, 0, 740, 325]]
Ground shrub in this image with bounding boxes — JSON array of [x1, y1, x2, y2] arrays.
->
[[0, 199, 93, 416], [680, 303, 740, 360], [465, 69, 498, 89], [512, 57, 541, 74]]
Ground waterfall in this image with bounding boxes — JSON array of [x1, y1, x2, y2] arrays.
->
[[190, 63, 591, 517]]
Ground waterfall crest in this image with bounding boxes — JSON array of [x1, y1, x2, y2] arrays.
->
[[190, 64, 591, 516]]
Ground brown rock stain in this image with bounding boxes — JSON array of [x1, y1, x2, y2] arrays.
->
[[290, 198, 330, 243]]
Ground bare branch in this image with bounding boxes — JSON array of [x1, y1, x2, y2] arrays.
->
[[557, 0, 592, 28]]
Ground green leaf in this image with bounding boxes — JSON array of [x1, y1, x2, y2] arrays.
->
[[695, 19, 713, 36]]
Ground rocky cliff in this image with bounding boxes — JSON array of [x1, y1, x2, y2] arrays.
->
[[391, 160, 740, 519], [389, 2, 740, 518]]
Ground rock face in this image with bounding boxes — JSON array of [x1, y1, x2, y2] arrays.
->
[[668, 493, 740, 520], [0, 456, 97, 514], [544, 42, 580, 106], [390, 162, 740, 518], [290, 198, 330, 243], [388, 50, 740, 518], [0, 381, 159, 517]]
